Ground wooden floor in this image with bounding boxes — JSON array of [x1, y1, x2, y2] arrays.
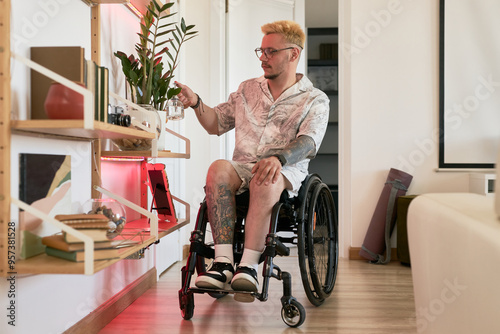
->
[[100, 249, 417, 334]]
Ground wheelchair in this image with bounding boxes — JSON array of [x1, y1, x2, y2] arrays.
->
[[178, 174, 338, 327]]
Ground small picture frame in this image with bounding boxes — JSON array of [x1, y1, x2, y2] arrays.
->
[[146, 163, 177, 223]]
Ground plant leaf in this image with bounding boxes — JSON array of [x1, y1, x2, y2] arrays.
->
[[172, 30, 181, 45], [165, 50, 174, 62], [159, 12, 176, 20], [181, 17, 186, 33], [167, 86, 182, 99], [184, 35, 197, 43], [155, 39, 170, 47], [158, 22, 176, 29], [157, 30, 175, 38], [147, 6, 159, 19], [160, 2, 174, 12], [153, 0, 162, 12], [175, 25, 182, 37], [169, 40, 178, 53]]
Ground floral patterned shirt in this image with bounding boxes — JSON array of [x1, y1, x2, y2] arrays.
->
[[214, 74, 330, 172]]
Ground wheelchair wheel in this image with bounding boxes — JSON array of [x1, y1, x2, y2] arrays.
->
[[179, 291, 194, 320], [281, 299, 306, 327], [297, 175, 338, 306]]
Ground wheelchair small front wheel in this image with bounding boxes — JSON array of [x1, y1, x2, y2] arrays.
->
[[179, 291, 194, 320], [281, 299, 306, 328]]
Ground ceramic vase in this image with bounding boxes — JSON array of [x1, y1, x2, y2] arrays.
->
[[44, 82, 85, 119]]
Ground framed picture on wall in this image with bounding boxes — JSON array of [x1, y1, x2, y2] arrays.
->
[[308, 66, 338, 93], [19, 153, 72, 259]]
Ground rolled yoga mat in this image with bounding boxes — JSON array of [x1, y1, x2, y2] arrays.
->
[[360, 168, 413, 264]]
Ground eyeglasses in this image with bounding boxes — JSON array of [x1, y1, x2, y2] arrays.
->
[[254, 47, 294, 59]]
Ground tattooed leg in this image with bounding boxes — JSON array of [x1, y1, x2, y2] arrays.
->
[[206, 183, 236, 244], [205, 160, 242, 245]]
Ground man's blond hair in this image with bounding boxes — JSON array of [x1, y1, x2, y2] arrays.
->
[[261, 20, 305, 49]]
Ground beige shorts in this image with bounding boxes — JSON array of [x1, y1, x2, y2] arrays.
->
[[229, 160, 308, 197]]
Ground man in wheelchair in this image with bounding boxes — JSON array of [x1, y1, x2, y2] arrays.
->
[[175, 20, 329, 293]]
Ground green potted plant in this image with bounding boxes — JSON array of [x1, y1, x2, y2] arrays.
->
[[114, 1, 197, 111], [112, 0, 196, 150]]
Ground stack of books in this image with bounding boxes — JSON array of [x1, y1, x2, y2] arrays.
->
[[42, 214, 136, 262]]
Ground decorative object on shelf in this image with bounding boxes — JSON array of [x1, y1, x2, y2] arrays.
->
[[112, 104, 162, 150], [114, 1, 198, 111], [108, 105, 131, 127], [82, 198, 127, 239], [165, 96, 184, 120], [44, 81, 85, 119]]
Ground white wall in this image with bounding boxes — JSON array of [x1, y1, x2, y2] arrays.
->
[[306, 0, 338, 27], [181, 0, 222, 246], [342, 0, 475, 255]]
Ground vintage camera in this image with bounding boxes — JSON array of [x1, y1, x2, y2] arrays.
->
[[108, 105, 131, 127]]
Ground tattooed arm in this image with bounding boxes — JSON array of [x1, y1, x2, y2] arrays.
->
[[273, 135, 316, 166], [252, 135, 316, 186]]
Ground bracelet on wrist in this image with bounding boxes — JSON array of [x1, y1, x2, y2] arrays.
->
[[191, 94, 201, 109]]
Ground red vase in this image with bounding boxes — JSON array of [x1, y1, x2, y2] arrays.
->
[[44, 82, 85, 120]]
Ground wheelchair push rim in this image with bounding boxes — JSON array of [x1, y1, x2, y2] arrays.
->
[[297, 174, 338, 306]]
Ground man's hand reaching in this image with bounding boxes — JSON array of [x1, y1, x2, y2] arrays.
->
[[175, 81, 197, 109]]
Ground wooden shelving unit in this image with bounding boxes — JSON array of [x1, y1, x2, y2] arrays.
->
[[102, 126, 191, 159], [15, 218, 189, 275], [102, 150, 190, 159], [11, 120, 156, 140], [0, 0, 11, 278], [16, 235, 156, 275], [1, 0, 191, 276]]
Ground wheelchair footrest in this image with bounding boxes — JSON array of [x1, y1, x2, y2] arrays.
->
[[234, 292, 256, 303], [189, 287, 261, 302]]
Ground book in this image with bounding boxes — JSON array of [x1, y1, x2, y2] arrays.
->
[[99, 65, 109, 123], [45, 246, 121, 262], [42, 234, 137, 252], [55, 213, 108, 221], [64, 228, 111, 243], [84, 59, 98, 121], [30, 46, 85, 120], [55, 213, 110, 229], [55, 213, 110, 228], [95, 62, 101, 121]]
